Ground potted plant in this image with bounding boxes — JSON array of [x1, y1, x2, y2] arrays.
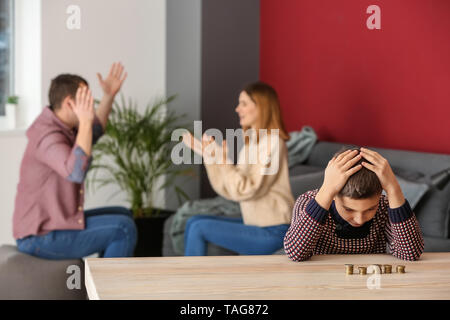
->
[[87, 94, 193, 257], [5, 95, 19, 129]]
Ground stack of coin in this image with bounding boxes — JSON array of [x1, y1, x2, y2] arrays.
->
[[345, 264, 354, 275], [396, 265, 406, 273], [358, 266, 367, 275], [383, 265, 392, 274]]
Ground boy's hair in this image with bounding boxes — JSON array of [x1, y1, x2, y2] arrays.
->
[[336, 147, 383, 199], [48, 74, 88, 111]]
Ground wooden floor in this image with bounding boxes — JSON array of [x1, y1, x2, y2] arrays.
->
[[85, 253, 450, 300]]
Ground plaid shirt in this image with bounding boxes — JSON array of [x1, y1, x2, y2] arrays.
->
[[284, 189, 424, 261]]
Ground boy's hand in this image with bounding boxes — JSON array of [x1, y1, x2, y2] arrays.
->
[[97, 62, 127, 98], [360, 148, 405, 208], [70, 86, 95, 125], [322, 149, 363, 196], [315, 149, 362, 210]]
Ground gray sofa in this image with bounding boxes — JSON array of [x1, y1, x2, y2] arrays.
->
[[0, 245, 87, 300], [163, 141, 450, 256]]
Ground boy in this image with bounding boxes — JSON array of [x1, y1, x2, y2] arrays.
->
[[13, 63, 137, 259], [284, 148, 424, 261]]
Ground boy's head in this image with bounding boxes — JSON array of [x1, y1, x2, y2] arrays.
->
[[48, 74, 89, 126], [334, 147, 383, 227]]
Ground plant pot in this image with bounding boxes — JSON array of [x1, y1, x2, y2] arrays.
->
[[133, 208, 174, 257], [5, 103, 17, 129]]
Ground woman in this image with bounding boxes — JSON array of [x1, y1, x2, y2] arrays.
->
[[182, 82, 294, 256]]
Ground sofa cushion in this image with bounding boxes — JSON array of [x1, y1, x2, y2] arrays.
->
[[414, 183, 450, 238], [395, 175, 430, 209], [0, 245, 86, 300], [289, 171, 323, 198], [289, 164, 323, 177]]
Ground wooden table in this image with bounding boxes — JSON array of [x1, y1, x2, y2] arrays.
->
[[85, 253, 450, 300]]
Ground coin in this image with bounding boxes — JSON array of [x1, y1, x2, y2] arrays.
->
[[383, 265, 392, 274], [345, 264, 354, 275], [396, 265, 406, 273], [358, 266, 367, 275]]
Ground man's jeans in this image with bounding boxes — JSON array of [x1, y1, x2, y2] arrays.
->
[[16, 207, 137, 260]]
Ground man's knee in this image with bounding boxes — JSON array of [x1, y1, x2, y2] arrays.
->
[[115, 215, 138, 244]]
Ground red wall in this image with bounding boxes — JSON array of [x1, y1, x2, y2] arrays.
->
[[260, 0, 450, 154]]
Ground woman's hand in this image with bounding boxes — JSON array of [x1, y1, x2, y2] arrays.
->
[[182, 131, 228, 163], [202, 134, 228, 164]]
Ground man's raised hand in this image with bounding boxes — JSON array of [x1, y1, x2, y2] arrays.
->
[[97, 62, 127, 98]]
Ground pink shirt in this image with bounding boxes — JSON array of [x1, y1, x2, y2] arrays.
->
[[12, 107, 104, 239]]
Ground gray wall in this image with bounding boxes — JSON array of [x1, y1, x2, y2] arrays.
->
[[166, 0, 202, 208], [166, 0, 260, 202], [200, 0, 260, 198]]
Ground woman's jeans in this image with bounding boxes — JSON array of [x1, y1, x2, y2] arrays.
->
[[184, 215, 289, 256], [16, 206, 137, 260]]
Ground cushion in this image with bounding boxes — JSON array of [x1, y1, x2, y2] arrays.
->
[[395, 175, 430, 209], [289, 171, 323, 198], [0, 245, 86, 300], [414, 182, 450, 238]]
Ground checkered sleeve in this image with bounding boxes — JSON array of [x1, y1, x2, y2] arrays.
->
[[284, 190, 329, 262], [384, 198, 424, 261]]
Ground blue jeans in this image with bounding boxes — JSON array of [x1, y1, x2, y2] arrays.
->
[[184, 215, 289, 256], [16, 206, 137, 260]]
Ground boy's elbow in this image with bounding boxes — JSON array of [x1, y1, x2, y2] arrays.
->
[[284, 243, 312, 262], [287, 251, 312, 262], [393, 246, 424, 261], [66, 168, 87, 184]]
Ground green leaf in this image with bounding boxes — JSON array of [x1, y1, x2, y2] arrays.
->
[[87, 93, 192, 215]]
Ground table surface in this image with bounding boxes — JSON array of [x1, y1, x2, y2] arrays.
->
[[85, 253, 450, 300]]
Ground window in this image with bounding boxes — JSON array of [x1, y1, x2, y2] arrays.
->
[[0, 0, 13, 116]]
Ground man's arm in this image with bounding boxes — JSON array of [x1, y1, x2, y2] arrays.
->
[[36, 86, 95, 184], [72, 85, 95, 156], [95, 62, 127, 130]]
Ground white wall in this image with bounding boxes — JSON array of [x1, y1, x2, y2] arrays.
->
[[0, 131, 27, 245], [0, 0, 167, 245]]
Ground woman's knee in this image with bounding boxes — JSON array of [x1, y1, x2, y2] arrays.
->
[[185, 215, 209, 233], [185, 218, 209, 240]]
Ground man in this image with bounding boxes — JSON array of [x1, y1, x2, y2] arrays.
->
[[284, 148, 424, 262], [13, 63, 137, 259]]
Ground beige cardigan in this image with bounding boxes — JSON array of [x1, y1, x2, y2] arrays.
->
[[204, 132, 294, 227]]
